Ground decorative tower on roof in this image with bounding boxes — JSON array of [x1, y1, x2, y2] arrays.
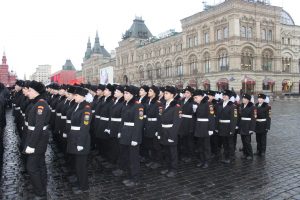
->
[[84, 37, 92, 60], [2, 51, 7, 65], [122, 17, 152, 40], [92, 31, 101, 54]]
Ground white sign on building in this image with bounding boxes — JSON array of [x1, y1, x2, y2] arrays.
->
[[99, 66, 114, 84]]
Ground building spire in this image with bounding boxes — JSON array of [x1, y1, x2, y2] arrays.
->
[[92, 31, 101, 54], [2, 51, 7, 65], [84, 37, 92, 60]]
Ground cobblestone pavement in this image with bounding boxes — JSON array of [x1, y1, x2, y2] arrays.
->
[[1, 101, 300, 200]]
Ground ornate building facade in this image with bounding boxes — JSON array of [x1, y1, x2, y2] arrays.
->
[[115, 0, 300, 94], [0, 52, 17, 87]]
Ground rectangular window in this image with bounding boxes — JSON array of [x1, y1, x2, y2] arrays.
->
[[204, 32, 209, 44], [217, 29, 222, 41], [241, 26, 246, 38], [189, 37, 193, 48], [224, 27, 229, 39], [268, 30, 272, 41], [194, 36, 198, 46]]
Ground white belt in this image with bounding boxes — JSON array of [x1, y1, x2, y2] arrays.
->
[[51, 110, 55, 113], [219, 120, 230, 123], [25, 121, 28, 126], [144, 115, 147, 118], [182, 114, 193, 119], [13, 103, 16, 106], [66, 120, 71, 124], [256, 119, 267, 122], [197, 118, 209, 122], [147, 118, 158, 121], [28, 125, 48, 131], [22, 113, 25, 117], [56, 113, 61, 116], [15, 107, 20, 110], [71, 126, 80, 130], [92, 110, 95, 113], [162, 124, 173, 128], [100, 116, 109, 121], [124, 122, 134, 126], [61, 116, 67, 119], [95, 115, 100, 119], [241, 117, 251, 121], [111, 118, 122, 122]]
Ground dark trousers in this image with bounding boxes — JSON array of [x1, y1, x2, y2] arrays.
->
[[97, 138, 109, 159], [256, 131, 267, 153], [108, 137, 120, 164], [221, 136, 234, 160], [241, 134, 253, 157], [178, 133, 194, 158], [233, 129, 240, 151], [26, 154, 47, 196], [143, 137, 162, 162], [198, 137, 211, 163], [119, 144, 140, 181], [162, 145, 178, 172], [75, 154, 89, 190], [210, 133, 221, 155]]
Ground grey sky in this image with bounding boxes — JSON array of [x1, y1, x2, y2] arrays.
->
[[0, 0, 297, 79]]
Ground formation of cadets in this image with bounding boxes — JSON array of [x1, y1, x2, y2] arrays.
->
[[10, 79, 271, 197]]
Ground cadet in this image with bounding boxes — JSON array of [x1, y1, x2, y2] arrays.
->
[[118, 85, 144, 187], [239, 94, 256, 160], [215, 90, 237, 164], [67, 86, 91, 193], [24, 81, 50, 198], [178, 86, 195, 163], [255, 94, 271, 157], [158, 86, 182, 178], [193, 90, 215, 168]]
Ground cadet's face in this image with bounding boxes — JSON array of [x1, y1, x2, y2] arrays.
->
[[184, 91, 192, 99], [28, 88, 38, 100], [74, 94, 85, 103], [242, 98, 249, 104], [208, 95, 214, 101], [104, 88, 111, 97], [258, 98, 264, 104], [22, 88, 28, 96], [194, 95, 203, 104], [139, 89, 146, 97], [159, 91, 164, 97], [124, 91, 133, 101], [148, 89, 155, 98], [114, 90, 123, 98], [96, 89, 103, 96], [223, 95, 229, 101], [164, 92, 173, 101]]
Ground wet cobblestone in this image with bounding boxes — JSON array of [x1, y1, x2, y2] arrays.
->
[[1, 101, 300, 199]]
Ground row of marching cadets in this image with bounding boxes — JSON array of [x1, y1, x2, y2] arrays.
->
[[11, 80, 272, 195]]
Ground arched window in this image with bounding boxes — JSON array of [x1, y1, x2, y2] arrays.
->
[[175, 58, 183, 76], [247, 27, 252, 38], [165, 60, 172, 77], [224, 27, 229, 39], [146, 64, 152, 79], [204, 52, 210, 73], [282, 54, 292, 72], [241, 47, 254, 71], [155, 62, 161, 78], [261, 29, 266, 40], [139, 66, 144, 79], [241, 26, 246, 38], [262, 50, 273, 71], [218, 49, 229, 71], [189, 55, 198, 74]]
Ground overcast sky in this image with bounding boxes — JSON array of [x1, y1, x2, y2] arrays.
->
[[0, 0, 297, 79]]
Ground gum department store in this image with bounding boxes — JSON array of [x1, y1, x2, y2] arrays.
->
[[82, 0, 300, 95]]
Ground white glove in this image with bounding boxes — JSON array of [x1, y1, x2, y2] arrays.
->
[[157, 136, 161, 139], [168, 139, 174, 143], [131, 141, 138, 146], [249, 131, 254, 134], [25, 146, 35, 154], [117, 133, 121, 138], [77, 146, 84, 151], [208, 131, 213, 136], [63, 133, 67, 138], [229, 132, 233, 135], [104, 129, 110, 134], [155, 132, 158, 137], [215, 130, 218, 133], [235, 126, 239, 129], [192, 104, 198, 113]]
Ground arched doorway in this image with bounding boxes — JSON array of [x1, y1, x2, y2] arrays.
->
[[262, 78, 275, 92], [217, 78, 229, 91], [282, 79, 293, 93], [242, 77, 255, 94]]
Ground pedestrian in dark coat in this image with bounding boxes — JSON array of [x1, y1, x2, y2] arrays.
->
[[67, 86, 92, 193], [255, 93, 271, 156], [24, 81, 50, 198]]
